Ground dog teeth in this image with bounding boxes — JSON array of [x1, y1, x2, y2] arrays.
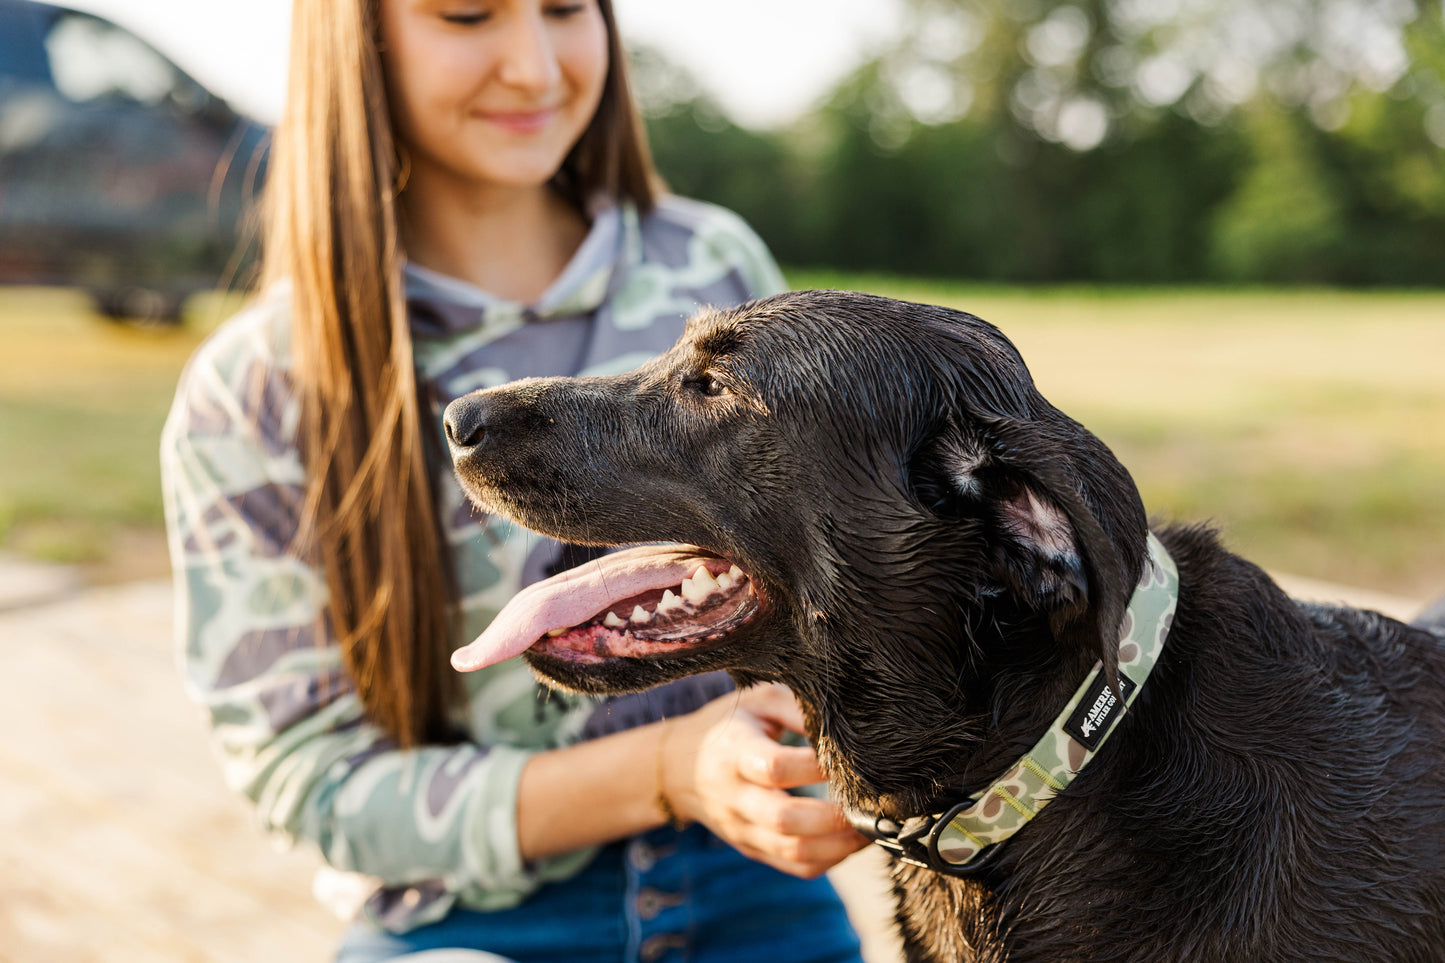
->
[[546, 627, 568, 637], [603, 611, 625, 628], [727, 564, 744, 581], [659, 589, 682, 611], [680, 575, 710, 605], [694, 566, 721, 594], [630, 605, 651, 623], [716, 572, 734, 590]]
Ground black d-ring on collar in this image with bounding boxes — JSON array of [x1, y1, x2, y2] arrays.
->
[[847, 806, 1007, 878]]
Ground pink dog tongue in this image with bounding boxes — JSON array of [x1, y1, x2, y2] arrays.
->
[[451, 544, 719, 671]]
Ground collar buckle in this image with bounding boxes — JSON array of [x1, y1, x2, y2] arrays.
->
[[848, 807, 1005, 877], [847, 810, 931, 869]]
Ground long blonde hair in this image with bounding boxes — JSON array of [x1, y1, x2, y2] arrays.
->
[[262, 0, 661, 746]]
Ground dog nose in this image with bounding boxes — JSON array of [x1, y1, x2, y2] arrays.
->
[[444, 395, 488, 451]]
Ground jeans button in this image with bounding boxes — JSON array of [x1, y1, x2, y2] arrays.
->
[[628, 837, 675, 872], [635, 886, 683, 920], [639, 933, 687, 962], [628, 839, 657, 872]]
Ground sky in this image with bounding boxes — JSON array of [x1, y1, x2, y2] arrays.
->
[[64, 0, 904, 129]]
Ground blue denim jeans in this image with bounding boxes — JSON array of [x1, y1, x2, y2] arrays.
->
[[335, 824, 864, 963]]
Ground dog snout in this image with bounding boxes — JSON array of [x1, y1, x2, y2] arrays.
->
[[443, 395, 489, 452]]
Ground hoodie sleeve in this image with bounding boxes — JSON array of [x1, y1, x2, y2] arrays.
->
[[159, 302, 591, 921]]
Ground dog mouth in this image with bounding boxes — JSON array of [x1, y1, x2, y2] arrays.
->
[[450, 544, 763, 671]]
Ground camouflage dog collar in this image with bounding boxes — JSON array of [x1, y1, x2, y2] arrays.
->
[[852, 532, 1179, 876]]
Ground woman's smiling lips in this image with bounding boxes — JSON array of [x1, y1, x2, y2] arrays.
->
[[475, 108, 558, 134]]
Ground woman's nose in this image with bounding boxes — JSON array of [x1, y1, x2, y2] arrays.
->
[[496, 9, 563, 92]]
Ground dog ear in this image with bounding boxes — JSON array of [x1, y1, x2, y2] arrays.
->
[[927, 415, 1131, 690]]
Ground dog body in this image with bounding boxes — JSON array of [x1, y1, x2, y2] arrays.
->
[[445, 291, 1445, 962]]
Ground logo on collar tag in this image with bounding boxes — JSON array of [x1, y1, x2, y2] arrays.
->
[[1063, 672, 1137, 752]]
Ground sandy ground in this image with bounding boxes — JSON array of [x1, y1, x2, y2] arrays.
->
[[0, 562, 906, 963]]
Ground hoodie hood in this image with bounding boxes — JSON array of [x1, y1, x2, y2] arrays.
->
[[404, 201, 631, 340]]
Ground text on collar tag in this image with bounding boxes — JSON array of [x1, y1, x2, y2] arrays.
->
[[1063, 672, 1138, 752]]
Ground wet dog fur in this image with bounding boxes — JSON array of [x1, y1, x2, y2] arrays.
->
[[445, 290, 1445, 962]]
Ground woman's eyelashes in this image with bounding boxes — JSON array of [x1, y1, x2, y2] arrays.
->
[[437, 2, 490, 25], [438, 2, 587, 26]]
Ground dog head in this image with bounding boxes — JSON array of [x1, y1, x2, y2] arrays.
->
[[446, 290, 1148, 809]]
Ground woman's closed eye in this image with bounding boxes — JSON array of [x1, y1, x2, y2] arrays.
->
[[440, 2, 588, 25], [439, 7, 490, 26]]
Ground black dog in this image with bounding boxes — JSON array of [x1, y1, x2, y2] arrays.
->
[[445, 290, 1445, 963]]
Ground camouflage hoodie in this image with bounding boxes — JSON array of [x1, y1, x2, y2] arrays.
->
[[160, 197, 785, 932]]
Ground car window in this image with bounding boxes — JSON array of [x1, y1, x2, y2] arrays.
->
[[44, 11, 198, 109], [0, 1, 53, 87]]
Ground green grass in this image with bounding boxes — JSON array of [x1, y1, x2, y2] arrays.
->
[[0, 287, 238, 577], [2, 279, 1442, 598]]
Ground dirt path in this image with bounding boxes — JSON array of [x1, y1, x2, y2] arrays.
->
[[0, 572, 907, 963]]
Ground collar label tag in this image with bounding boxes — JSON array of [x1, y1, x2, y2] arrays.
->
[[1063, 672, 1137, 752]]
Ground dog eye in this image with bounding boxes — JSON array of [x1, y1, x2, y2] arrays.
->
[[687, 374, 731, 398]]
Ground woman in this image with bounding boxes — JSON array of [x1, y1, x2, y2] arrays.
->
[[160, 0, 867, 960]]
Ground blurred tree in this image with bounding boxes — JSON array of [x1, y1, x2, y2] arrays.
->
[[635, 0, 1445, 285], [1210, 108, 1346, 282], [630, 47, 809, 261]]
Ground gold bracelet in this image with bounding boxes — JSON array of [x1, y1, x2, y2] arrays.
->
[[655, 718, 688, 831]]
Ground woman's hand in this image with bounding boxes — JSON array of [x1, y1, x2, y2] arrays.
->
[[662, 684, 869, 879]]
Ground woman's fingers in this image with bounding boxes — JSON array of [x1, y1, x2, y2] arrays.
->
[[730, 783, 852, 837], [739, 739, 827, 790], [725, 785, 870, 878], [730, 819, 870, 876], [666, 687, 869, 879], [736, 682, 810, 735]]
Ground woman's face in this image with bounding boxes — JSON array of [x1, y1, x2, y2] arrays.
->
[[380, 0, 609, 193]]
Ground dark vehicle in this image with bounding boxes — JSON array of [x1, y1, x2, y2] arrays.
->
[[0, 0, 267, 323]]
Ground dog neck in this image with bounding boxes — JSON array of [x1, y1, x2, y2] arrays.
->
[[843, 533, 1180, 876]]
